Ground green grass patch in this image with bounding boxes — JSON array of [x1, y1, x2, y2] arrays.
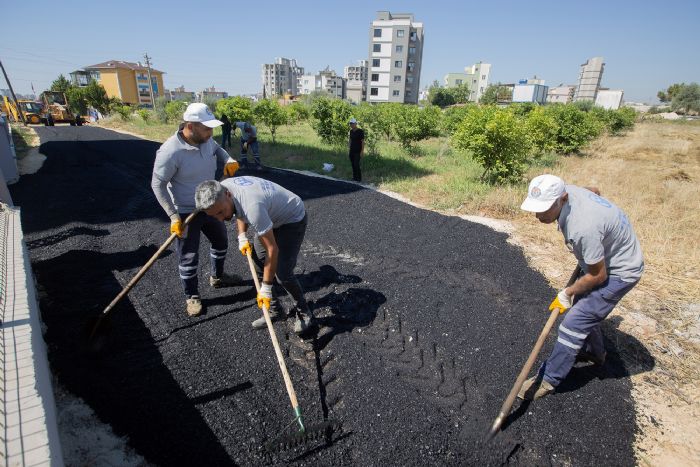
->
[[9, 124, 39, 160]]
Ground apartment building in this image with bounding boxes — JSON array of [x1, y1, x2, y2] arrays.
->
[[168, 85, 196, 102], [574, 56, 605, 102], [547, 85, 576, 104], [70, 60, 165, 107], [443, 62, 491, 102], [262, 57, 304, 98], [344, 60, 368, 104], [198, 86, 228, 103], [367, 11, 424, 104], [298, 67, 345, 99]]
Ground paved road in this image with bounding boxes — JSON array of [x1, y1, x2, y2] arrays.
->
[[9, 126, 647, 465]]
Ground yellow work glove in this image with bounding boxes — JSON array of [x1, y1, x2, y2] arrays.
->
[[257, 282, 272, 309], [238, 232, 251, 256], [223, 157, 239, 177], [549, 289, 573, 314], [170, 213, 185, 238]]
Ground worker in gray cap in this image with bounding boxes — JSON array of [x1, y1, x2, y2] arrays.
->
[[518, 174, 644, 400], [151, 103, 241, 317]]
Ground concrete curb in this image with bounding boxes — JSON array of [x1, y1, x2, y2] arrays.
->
[[1, 203, 64, 466]]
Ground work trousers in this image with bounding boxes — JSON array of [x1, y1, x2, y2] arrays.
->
[[541, 276, 638, 386], [349, 150, 362, 182], [251, 214, 309, 314], [240, 139, 261, 167], [175, 212, 229, 297], [221, 130, 231, 148]]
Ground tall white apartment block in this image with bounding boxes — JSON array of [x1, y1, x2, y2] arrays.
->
[[344, 60, 368, 104], [262, 57, 304, 97], [367, 11, 424, 104], [574, 56, 604, 102]]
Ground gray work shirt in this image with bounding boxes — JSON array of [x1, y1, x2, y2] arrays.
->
[[235, 122, 257, 141], [558, 185, 644, 282], [221, 176, 305, 235], [152, 130, 230, 215]]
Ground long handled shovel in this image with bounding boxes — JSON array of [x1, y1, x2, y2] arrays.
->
[[87, 211, 200, 346], [244, 250, 338, 451], [487, 265, 582, 439]]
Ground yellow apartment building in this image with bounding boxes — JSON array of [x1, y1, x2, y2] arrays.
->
[[70, 60, 165, 107]]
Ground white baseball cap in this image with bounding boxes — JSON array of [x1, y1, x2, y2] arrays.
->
[[520, 174, 566, 212], [349, 117, 357, 124], [183, 103, 223, 128]]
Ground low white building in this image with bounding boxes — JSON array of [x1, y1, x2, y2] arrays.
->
[[595, 89, 624, 110], [547, 85, 576, 104], [513, 79, 548, 104]]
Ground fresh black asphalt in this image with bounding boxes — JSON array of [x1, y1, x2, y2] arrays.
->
[[9, 126, 651, 466]]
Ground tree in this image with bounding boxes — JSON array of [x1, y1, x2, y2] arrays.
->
[[390, 104, 442, 150], [671, 83, 700, 114], [451, 84, 471, 104], [452, 106, 530, 184], [429, 87, 456, 108], [479, 84, 512, 104], [82, 81, 111, 114], [543, 104, 601, 153], [658, 83, 685, 103], [216, 96, 254, 125], [287, 101, 310, 122], [50, 74, 72, 93], [310, 96, 353, 146], [164, 100, 187, 123], [253, 98, 288, 143]]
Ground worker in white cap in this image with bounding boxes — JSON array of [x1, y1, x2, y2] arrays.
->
[[518, 174, 644, 400], [151, 103, 241, 317]]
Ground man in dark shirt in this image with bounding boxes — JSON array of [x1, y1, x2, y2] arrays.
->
[[348, 117, 365, 182]]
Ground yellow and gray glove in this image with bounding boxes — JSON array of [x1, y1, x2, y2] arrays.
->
[[223, 157, 239, 177], [549, 289, 573, 314], [170, 213, 185, 238], [257, 282, 272, 309], [238, 232, 251, 256]]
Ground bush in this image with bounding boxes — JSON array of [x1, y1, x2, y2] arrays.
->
[[164, 100, 187, 123], [352, 103, 382, 154], [590, 106, 636, 135], [154, 96, 170, 123], [310, 97, 353, 146], [452, 106, 530, 184], [391, 104, 442, 150], [253, 99, 287, 143], [525, 106, 559, 156], [543, 104, 600, 153], [287, 101, 310, 122], [441, 105, 475, 136], [112, 104, 132, 121], [216, 96, 254, 125], [136, 109, 151, 122]]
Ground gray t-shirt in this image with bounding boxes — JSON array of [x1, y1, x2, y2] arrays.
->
[[558, 185, 644, 282], [235, 122, 257, 141], [221, 176, 305, 235], [152, 131, 230, 215]]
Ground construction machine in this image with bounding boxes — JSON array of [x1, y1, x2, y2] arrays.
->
[[1, 96, 43, 124], [39, 91, 81, 126]]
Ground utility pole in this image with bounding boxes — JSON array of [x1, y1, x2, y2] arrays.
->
[[143, 53, 156, 110], [0, 59, 27, 125]]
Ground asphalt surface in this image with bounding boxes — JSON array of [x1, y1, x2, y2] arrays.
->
[[9, 126, 650, 466]]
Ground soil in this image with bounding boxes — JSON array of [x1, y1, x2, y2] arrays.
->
[[10, 126, 646, 466]]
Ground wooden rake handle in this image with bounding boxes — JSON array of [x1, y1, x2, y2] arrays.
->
[[245, 251, 301, 413], [488, 265, 582, 438]]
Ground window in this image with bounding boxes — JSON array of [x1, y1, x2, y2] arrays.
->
[[397, 29, 404, 37], [456, 79, 463, 85], [370, 87, 379, 96], [374, 28, 381, 37], [371, 73, 379, 82], [409, 47, 416, 56], [407, 61, 415, 72], [372, 58, 380, 67], [405, 89, 413, 97], [407, 76, 414, 84], [394, 60, 403, 68], [392, 90, 400, 96], [482, 75, 486, 80], [373, 43, 381, 52], [410, 31, 417, 41], [395, 45, 403, 53], [393, 75, 401, 82]]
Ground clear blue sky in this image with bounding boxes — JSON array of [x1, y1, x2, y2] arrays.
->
[[2, 0, 698, 103]]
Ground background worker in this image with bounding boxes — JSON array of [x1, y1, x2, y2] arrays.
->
[[348, 117, 365, 182], [235, 121, 261, 170], [151, 103, 241, 317], [194, 177, 315, 335], [220, 114, 232, 149], [518, 174, 644, 400]]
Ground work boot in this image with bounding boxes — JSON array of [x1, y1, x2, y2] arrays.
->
[[517, 376, 555, 401], [186, 295, 203, 317], [576, 350, 607, 366], [255, 163, 264, 171], [209, 273, 242, 288], [251, 307, 287, 329], [293, 309, 315, 335]]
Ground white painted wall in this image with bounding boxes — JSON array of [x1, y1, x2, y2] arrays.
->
[[595, 90, 624, 110]]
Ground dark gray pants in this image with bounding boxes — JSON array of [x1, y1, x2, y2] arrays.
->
[[175, 212, 228, 297], [251, 214, 309, 314]]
